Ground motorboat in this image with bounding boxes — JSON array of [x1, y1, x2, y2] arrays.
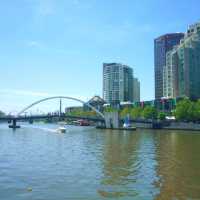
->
[[73, 119, 90, 126], [122, 115, 136, 131], [122, 123, 136, 131], [123, 123, 131, 128], [57, 126, 66, 133], [78, 119, 90, 126]]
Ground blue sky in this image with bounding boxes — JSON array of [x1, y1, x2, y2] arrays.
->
[[0, 0, 199, 113]]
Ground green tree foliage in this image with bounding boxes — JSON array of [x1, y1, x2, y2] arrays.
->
[[174, 99, 190, 120], [174, 99, 200, 121], [158, 112, 166, 120], [104, 107, 118, 113], [113, 106, 159, 120], [66, 107, 97, 117], [142, 106, 158, 119], [195, 100, 200, 119], [120, 107, 130, 118], [130, 107, 143, 119]]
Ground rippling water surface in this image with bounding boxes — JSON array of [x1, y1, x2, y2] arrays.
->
[[0, 123, 200, 200]]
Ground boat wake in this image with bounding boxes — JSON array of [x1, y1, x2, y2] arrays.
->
[[21, 125, 65, 133]]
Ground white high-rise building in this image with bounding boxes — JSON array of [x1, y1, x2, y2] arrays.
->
[[103, 63, 134, 104], [163, 21, 200, 99]]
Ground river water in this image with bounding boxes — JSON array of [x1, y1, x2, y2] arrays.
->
[[0, 123, 200, 200]]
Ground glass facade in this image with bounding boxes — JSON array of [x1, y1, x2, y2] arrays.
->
[[103, 63, 135, 105], [166, 22, 200, 99], [154, 33, 184, 99], [163, 48, 179, 98], [133, 78, 140, 102], [119, 98, 177, 113]]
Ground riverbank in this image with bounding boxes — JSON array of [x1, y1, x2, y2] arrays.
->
[[96, 126, 136, 131], [97, 121, 200, 132], [131, 121, 200, 132], [162, 121, 200, 131]]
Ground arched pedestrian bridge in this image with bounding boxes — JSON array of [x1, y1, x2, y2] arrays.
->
[[1, 96, 105, 128], [17, 96, 105, 118]]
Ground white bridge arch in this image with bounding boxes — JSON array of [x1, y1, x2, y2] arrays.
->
[[17, 96, 105, 118]]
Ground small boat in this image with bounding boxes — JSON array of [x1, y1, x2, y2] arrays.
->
[[79, 120, 90, 126], [121, 123, 136, 130], [121, 126, 137, 131], [74, 120, 90, 126], [57, 126, 66, 133], [123, 123, 131, 128]]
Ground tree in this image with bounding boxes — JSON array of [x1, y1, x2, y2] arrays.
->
[[130, 107, 143, 119], [158, 112, 166, 120], [142, 106, 158, 120], [174, 99, 198, 121], [195, 99, 200, 121], [120, 107, 131, 118], [104, 106, 118, 113], [174, 99, 189, 120], [187, 102, 198, 121]]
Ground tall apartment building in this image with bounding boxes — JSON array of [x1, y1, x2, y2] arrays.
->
[[163, 22, 200, 99], [103, 63, 135, 104], [163, 48, 178, 98], [154, 33, 184, 99], [133, 78, 140, 102]]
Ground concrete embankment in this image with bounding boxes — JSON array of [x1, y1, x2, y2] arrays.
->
[[162, 122, 200, 131], [132, 121, 200, 131], [103, 111, 200, 131], [132, 122, 152, 129]]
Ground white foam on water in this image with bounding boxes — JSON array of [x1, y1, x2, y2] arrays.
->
[[21, 124, 60, 133]]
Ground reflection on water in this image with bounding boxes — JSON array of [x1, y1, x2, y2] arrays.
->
[[153, 131, 200, 200], [99, 130, 159, 199], [0, 123, 200, 200]]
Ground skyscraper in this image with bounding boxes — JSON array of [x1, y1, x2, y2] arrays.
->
[[163, 48, 178, 98], [103, 63, 134, 104], [133, 78, 140, 102], [163, 22, 200, 99], [154, 33, 184, 99]]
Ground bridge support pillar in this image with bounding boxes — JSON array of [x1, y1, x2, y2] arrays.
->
[[105, 112, 119, 129], [9, 119, 21, 129]]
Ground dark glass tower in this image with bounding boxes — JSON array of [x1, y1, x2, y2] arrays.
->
[[154, 33, 184, 99]]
